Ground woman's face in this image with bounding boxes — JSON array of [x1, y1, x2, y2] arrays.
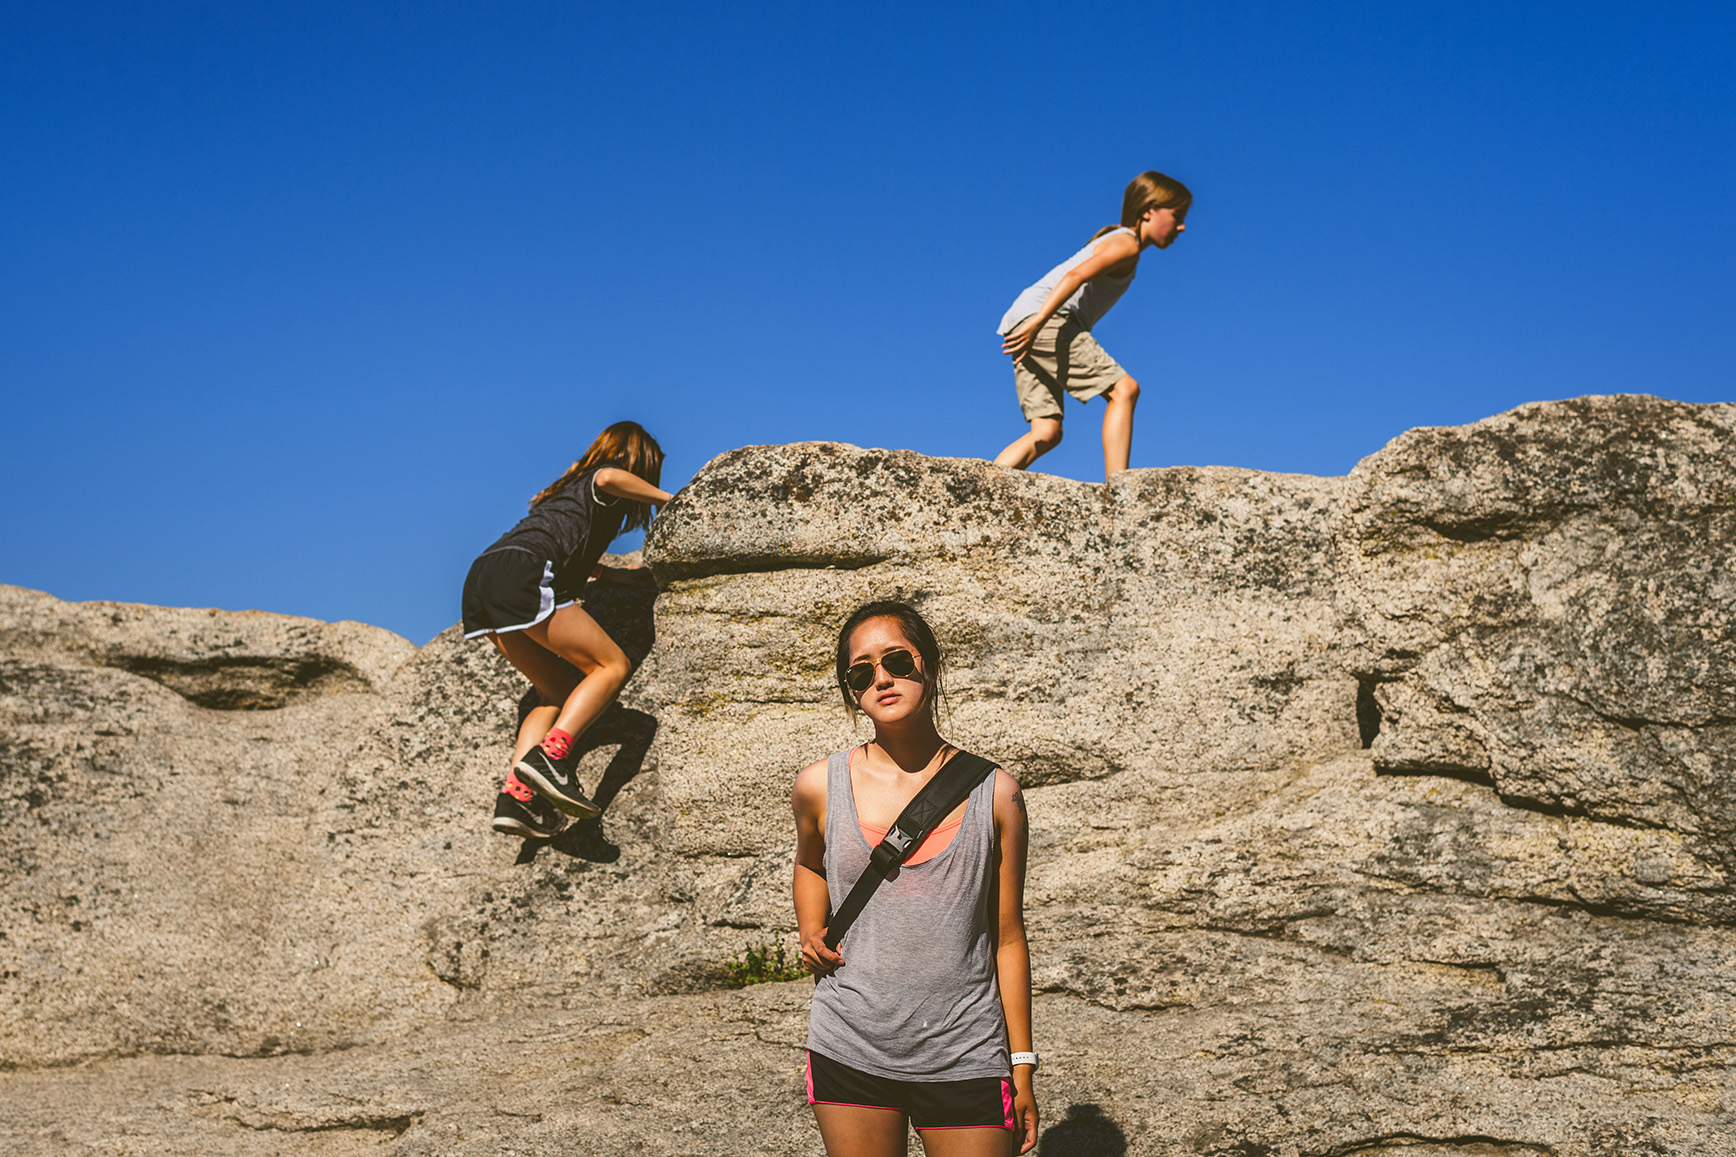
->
[[846, 617, 929, 727]]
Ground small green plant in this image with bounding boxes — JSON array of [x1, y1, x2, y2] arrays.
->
[[722, 938, 807, 988]]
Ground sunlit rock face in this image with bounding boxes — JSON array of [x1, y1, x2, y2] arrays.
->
[[1, 396, 1732, 1156], [1336, 396, 1736, 864]]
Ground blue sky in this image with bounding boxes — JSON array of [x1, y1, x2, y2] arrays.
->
[[3, 1, 1732, 643]]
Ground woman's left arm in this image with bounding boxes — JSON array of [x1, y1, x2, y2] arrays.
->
[[594, 467, 673, 506], [993, 768, 1039, 1153]]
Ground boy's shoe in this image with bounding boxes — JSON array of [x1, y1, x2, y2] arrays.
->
[[492, 772, 567, 839], [515, 744, 604, 820]]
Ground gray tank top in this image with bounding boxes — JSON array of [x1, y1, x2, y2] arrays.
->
[[997, 225, 1138, 334], [806, 749, 1010, 1080]]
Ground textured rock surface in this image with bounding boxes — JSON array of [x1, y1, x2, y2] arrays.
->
[[2, 396, 1733, 1156], [1337, 396, 1736, 874]]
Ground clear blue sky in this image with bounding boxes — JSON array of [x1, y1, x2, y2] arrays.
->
[[3, 2, 1732, 643]]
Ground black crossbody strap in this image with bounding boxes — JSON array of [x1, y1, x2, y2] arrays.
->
[[824, 750, 998, 951]]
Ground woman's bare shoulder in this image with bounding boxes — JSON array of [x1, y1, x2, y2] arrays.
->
[[792, 755, 832, 804]]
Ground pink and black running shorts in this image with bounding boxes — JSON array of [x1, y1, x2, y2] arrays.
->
[[806, 1050, 1014, 1131]]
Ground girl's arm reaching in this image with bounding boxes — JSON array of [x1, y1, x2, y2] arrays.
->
[[792, 759, 843, 975], [991, 768, 1039, 1153], [594, 467, 674, 507], [1002, 230, 1142, 363]]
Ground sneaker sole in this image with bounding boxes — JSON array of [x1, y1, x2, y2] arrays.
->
[[514, 758, 604, 820], [491, 814, 564, 840]]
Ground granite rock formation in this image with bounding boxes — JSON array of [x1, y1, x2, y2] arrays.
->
[[1, 394, 1732, 1156]]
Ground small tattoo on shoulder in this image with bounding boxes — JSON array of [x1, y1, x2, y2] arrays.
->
[[1013, 789, 1027, 819]]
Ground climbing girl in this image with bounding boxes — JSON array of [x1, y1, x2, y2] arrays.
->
[[993, 170, 1192, 481], [792, 600, 1039, 1155], [460, 420, 672, 840]]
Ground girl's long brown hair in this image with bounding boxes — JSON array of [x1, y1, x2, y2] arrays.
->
[[531, 420, 664, 532], [1092, 170, 1193, 242]]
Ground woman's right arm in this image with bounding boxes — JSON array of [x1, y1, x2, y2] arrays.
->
[[792, 759, 844, 975], [594, 467, 674, 506], [1000, 231, 1142, 363]]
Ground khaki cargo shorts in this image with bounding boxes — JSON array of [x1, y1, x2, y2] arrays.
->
[[1009, 313, 1127, 422]]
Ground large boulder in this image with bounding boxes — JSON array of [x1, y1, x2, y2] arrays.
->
[[1337, 396, 1736, 874], [1, 397, 1732, 1156], [640, 445, 1352, 864]]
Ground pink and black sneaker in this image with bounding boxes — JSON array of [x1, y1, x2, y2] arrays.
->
[[515, 744, 603, 820], [491, 770, 567, 839]]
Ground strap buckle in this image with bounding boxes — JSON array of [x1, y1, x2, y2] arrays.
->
[[870, 824, 917, 874]]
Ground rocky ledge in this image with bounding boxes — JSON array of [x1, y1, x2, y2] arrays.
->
[[2, 394, 1732, 1156]]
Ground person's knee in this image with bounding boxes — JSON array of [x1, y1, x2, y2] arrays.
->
[[1113, 376, 1140, 405], [1032, 420, 1064, 452], [587, 645, 631, 692]]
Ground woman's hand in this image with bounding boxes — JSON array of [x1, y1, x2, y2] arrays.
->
[[1012, 1071, 1039, 1153], [1001, 315, 1044, 364], [800, 926, 844, 976]]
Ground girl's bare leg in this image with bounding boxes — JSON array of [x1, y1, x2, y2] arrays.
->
[[513, 706, 559, 764], [918, 1126, 1018, 1156], [1101, 375, 1140, 478], [813, 1104, 909, 1157], [993, 419, 1064, 470], [522, 603, 631, 745], [490, 632, 580, 762], [1101, 374, 1139, 478]]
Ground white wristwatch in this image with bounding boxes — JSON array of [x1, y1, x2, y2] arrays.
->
[[1010, 1051, 1040, 1071]]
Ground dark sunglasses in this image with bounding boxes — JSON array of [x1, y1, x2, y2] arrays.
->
[[845, 648, 919, 695]]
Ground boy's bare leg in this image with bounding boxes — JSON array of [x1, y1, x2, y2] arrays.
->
[[993, 418, 1064, 470], [1101, 375, 1140, 478]]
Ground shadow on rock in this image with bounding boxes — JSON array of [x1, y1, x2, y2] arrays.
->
[[576, 566, 658, 669], [1039, 1104, 1127, 1157], [512, 701, 658, 866]]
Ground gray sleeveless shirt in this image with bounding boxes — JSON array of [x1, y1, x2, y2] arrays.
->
[[805, 749, 1010, 1080], [997, 225, 1138, 334]]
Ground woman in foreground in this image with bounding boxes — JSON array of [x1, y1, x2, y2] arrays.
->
[[792, 600, 1038, 1155]]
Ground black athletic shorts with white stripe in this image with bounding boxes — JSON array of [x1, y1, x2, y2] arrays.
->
[[461, 549, 568, 638]]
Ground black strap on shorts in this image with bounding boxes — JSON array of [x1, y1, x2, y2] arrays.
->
[[823, 750, 999, 952]]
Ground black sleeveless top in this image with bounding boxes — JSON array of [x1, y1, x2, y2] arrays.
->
[[482, 469, 627, 599]]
